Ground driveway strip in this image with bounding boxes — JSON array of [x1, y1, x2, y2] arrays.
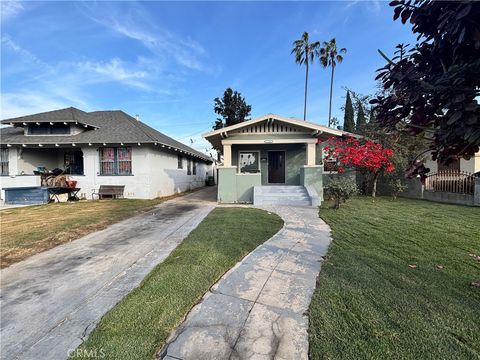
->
[[161, 205, 332, 360], [0, 187, 216, 360]]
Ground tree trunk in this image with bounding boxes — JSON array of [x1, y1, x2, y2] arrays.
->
[[372, 172, 379, 197], [328, 64, 335, 127], [304, 61, 309, 121]]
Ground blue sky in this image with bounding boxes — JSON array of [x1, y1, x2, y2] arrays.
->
[[1, 1, 416, 155]]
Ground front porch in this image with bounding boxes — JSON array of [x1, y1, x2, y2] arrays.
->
[[217, 142, 323, 204]]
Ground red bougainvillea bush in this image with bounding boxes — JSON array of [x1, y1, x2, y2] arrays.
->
[[323, 137, 395, 197]]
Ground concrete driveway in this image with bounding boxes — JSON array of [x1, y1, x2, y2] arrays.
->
[[0, 187, 216, 360]]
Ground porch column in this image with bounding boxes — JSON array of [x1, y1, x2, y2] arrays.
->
[[306, 142, 316, 166], [223, 144, 232, 166]]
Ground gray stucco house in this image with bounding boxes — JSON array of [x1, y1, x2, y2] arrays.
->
[[0, 107, 213, 200], [203, 114, 355, 206]]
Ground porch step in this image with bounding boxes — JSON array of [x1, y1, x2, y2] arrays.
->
[[253, 186, 314, 207]]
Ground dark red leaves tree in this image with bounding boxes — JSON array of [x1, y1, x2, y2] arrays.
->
[[371, 0, 480, 175], [324, 137, 395, 197]]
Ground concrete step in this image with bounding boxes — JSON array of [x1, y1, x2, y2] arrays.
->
[[259, 199, 312, 206], [253, 185, 313, 207]]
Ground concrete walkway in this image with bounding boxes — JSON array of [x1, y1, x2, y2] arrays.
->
[[161, 205, 332, 360], [0, 187, 216, 360]]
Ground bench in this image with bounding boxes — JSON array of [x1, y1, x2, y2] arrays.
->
[[92, 185, 125, 200]]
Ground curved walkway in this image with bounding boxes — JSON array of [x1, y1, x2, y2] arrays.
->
[[161, 205, 332, 360], [0, 187, 216, 360]]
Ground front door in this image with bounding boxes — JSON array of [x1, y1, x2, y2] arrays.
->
[[268, 151, 286, 183]]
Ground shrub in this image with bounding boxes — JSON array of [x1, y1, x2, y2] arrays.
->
[[325, 177, 358, 209], [389, 179, 406, 200]]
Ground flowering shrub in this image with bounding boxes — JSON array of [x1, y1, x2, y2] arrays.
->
[[323, 137, 395, 197]]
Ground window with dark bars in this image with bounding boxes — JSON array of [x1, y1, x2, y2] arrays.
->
[[99, 147, 132, 175], [193, 161, 197, 175], [0, 149, 8, 176]]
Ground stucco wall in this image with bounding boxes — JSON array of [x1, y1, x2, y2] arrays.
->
[[2, 145, 211, 200], [217, 166, 261, 203]]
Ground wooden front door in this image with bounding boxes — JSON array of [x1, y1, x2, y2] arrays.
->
[[268, 151, 286, 183]]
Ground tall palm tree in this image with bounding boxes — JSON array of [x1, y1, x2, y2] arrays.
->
[[291, 32, 319, 121], [318, 38, 346, 127]]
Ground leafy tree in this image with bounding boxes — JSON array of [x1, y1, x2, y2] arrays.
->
[[317, 38, 347, 127], [343, 91, 355, 132], [371, 0, 480, 175], [213, 88, 252, 130], [291, 32, 320, 121], [356, 101, 367, 132], [324, 137, 395, 197]]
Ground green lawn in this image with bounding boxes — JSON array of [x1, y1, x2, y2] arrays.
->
[[309, 197, 480, 360], [72, 207, 283, 360]]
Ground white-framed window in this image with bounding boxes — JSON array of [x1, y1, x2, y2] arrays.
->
[[0, 148, 9, 176], [99, 147, 132, 175], [239, 151, 260, 173]]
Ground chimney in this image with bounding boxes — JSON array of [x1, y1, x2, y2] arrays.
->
[[135, 114, 140, 121]]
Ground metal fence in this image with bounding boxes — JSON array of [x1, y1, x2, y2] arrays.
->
[[425, 170, 475, 194]]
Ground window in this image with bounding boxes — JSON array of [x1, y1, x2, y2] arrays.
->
[[438, 159, 460, 172], [187, 158, 192, 175], [193, 161, 197, 175], [239, 151, 260, 173], [28, 123, 70, 135], [99, 147, 132, 175], [1, 148, 8, 176], [64, 150, 84, 175], [177, 155, 183, 169]]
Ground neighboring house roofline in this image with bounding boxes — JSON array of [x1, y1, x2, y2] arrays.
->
[[0, 107, 212, 163]]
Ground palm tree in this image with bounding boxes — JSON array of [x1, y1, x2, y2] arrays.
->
[[317, 38, 346, 127], [291, 32, 319, 121]]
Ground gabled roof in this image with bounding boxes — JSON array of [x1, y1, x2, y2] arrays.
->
[[1, 107, 99, 128], [203, 114, 354, 138], [0, 108, 211, 162]]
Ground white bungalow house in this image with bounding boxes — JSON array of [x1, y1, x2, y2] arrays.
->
[[0, 107, 213, 201]]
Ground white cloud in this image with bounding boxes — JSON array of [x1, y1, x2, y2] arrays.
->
[[76, 58, 151, 91], [1, 92, 73, 119], [1, 1, 24, 22], [77, 2, 213, 73]]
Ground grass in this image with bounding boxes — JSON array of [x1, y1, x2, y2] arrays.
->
[[0, 195, 183, 268], [71, 207, 283, 360], [309, 196, 480, 360]]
